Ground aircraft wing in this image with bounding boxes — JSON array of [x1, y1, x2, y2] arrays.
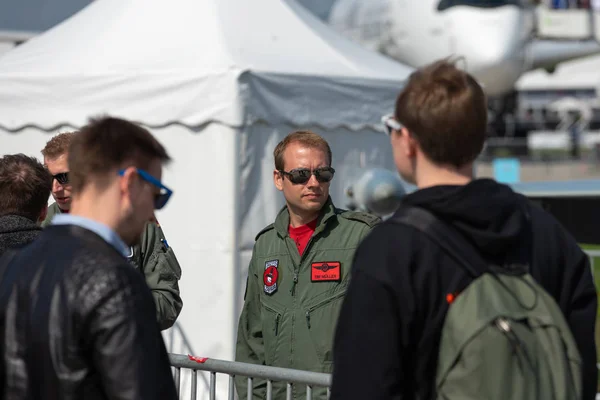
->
[[526, 39, 600, 71]]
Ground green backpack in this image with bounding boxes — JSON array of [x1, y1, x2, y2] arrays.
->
[[394, 206, 583, 400]]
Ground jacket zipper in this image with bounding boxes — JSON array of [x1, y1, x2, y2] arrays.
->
[[262, 303, 283, 336], [305, 291, 345, 329], [290, 234, 316, 296], [291, 273, 299, 296]]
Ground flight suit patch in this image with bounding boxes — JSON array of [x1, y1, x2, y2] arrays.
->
[[263, 260, 279, 295], [311, 261, 341, 282]]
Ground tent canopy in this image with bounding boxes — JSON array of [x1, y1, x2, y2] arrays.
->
[[0, 0, 412, 130]]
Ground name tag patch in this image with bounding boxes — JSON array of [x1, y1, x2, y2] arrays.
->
[[311, 261, 341, 282], [263, 260, 279, 295]]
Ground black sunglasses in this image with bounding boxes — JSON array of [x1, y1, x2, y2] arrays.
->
[[51, 172, 69, 185], [279, 167, 335, 185]]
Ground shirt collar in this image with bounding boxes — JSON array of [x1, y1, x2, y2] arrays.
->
[[274, 196, 337, 238], [51, 214, 130, 258]]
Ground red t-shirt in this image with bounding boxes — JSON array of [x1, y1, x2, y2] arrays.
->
[[289, 218, 318, 255]]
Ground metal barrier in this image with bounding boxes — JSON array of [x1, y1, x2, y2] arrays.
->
[[169, 353, 331, 400]]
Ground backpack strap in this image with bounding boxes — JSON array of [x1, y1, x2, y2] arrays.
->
[[390, 206, 490, 279]]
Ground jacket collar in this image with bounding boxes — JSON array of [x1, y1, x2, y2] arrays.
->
[[0, 215, 41, 234], [274, 196, 337, 238]]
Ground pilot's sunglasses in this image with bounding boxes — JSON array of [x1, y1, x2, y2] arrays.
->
[[51, 172, 69, 185], [279, 167, 335, 185]]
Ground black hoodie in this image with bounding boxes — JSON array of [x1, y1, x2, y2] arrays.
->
[[331, 179, 597, 400], [0, 215, 42, 256]]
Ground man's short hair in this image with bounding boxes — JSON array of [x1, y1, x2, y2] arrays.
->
[[68, 117, 171, 193], [0, 154, 52, 221], [41, 131, 77, 160], [394, 58, 487, 168], [274, 130, 332, 171]]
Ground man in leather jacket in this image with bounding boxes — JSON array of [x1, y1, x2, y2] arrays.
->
[[0, 117, 177, 400], [41, 131, 182, 330]]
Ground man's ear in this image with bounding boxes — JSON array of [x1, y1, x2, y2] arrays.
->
[[402, 127, 418, 159], [273, 169, 284, 192], [119, 166, 138, 197], [38, 204, 48, 225]]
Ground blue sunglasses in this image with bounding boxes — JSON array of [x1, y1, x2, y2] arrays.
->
[[118, 168, 173, 210]]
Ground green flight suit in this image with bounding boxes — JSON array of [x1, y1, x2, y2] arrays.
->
[[235, 197, 380, 400], [42, 202, 183, 330]]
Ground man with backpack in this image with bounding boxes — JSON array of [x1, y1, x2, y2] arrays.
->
[[330, 58, 597, 400]]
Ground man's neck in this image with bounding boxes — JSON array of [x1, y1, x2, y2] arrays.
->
[[288, 208, 320, 228], [68, 194, 119, 232], [415, 160, 474, 189]]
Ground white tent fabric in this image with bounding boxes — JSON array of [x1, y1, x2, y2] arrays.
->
[[0, 0, 411, 130], [0, 0, 412, 393]]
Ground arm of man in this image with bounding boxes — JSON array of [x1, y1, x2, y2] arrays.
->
[[331, 226, 406, 400], [531, 205, 598, 400], [564, 247, 598, 400], [234, 249, 267, 400], [87, 263, 177, 400], [139, 221, 183, 330]]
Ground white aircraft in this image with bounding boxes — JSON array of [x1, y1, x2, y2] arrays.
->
[[297, 0, 600, 119]]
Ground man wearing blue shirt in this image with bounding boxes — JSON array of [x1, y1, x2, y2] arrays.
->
[[0, 117, 177, 400]]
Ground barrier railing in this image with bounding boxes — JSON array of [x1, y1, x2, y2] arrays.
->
[[169, 353, 331, 400]]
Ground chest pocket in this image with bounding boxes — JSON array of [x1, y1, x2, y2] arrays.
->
[[260, 298, 285, 366], [304, 289, 346, 370]]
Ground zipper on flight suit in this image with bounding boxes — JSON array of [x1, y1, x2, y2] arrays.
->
[[290, 235, 316, 296], [263, 303, 282, 336], [305, 291, 346, 329], [291, 273, 299, 296], [275, 314, 280, 336]]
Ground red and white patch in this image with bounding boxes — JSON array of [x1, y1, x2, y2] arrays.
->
[[263, 260, 279, 295], [311, 261, 341, 282]]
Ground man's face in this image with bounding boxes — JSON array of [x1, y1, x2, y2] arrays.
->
[[44, 153, 72, 211], [274, 142, 331, 217], [120, 159, 163, 246]]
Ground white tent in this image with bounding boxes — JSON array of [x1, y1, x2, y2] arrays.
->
[[0, 0, 412, 383]]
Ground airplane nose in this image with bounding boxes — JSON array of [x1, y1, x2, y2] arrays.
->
[[445, 5, 527, 95]]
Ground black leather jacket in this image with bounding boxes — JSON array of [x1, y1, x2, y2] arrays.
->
[[0, 224, 177, 400]]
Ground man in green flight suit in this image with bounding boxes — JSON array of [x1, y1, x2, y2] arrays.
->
[[41, 132, 183, 331], [235, 130, 380, 399]]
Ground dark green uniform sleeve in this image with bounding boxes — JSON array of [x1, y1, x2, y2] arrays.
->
[[41, 202, 61, 227], [135, 222, 183, 331], [234, 250, 266, 400]]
